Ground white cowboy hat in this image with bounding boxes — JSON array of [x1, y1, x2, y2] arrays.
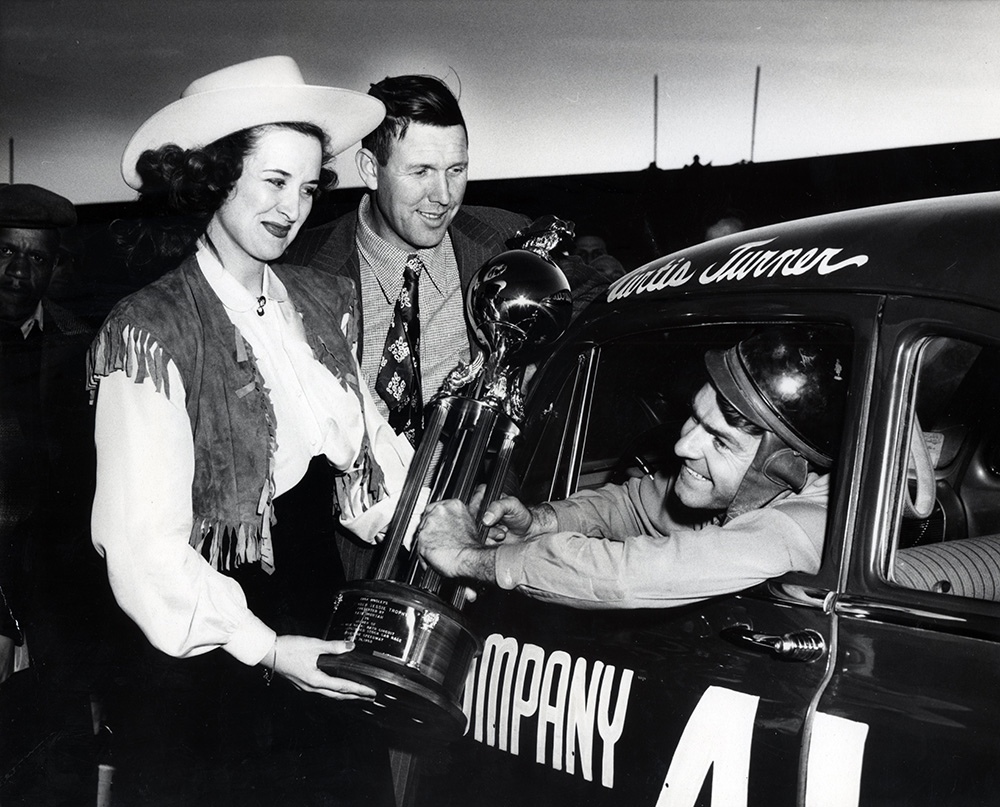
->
[[121, 55, 385, 189]]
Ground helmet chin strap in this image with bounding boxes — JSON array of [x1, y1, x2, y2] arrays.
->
[[723, 431, 810, 524]]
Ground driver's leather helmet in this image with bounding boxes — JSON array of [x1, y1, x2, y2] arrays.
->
[[704, 326, 851, 520]]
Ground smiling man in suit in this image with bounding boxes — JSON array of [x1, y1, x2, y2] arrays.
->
[[285, 74, 529, 440]]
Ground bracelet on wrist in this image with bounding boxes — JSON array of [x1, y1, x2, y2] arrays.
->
[[262, 639, 277, 685]]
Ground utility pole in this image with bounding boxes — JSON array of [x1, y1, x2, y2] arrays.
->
[[8, 138, 12, 184], [653, 74, 659, 168], [750, 66, 761, 162]]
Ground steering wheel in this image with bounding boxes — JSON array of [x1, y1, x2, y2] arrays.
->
[[608, 422, 681, 486], [903, 415, 935, 520]]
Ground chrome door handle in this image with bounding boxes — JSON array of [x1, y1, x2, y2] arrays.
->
[[720, 626, 826, 662]]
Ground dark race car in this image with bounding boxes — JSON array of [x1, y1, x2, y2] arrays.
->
[[411, 191, 1000, 807]]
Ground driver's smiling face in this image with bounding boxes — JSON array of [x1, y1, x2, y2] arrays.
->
[[672, 383, 762, 511]]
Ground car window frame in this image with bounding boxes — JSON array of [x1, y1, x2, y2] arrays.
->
[[518, 292, 883, 600], [840, 295, 1000, 640]]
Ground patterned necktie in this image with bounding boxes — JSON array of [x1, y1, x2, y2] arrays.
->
[[376, 253, 424, 444]]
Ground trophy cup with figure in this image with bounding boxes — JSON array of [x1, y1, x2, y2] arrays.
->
[[319, 217, 576, 738]]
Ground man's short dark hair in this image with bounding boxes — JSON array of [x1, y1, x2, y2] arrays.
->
[[714, 386, 766, 437], [362, 75, 467, 165]]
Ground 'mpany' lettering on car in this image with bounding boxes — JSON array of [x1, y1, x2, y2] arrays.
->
[[464, 633, 634, 788]]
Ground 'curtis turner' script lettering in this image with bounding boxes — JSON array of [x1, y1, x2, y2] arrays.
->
[[608, 237, 870, 301]]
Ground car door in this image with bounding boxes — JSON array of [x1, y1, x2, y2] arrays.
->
[[413, 295, 881, 807], [818, 297, 1000, 806]]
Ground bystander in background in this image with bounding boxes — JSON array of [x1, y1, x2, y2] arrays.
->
[[0, 183, 111, 805]]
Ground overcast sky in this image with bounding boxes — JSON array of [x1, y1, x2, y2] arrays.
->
[[3, 0, 1000, 204]]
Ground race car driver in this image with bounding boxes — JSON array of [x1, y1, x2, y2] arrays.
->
[[416, 325, 850, 608]]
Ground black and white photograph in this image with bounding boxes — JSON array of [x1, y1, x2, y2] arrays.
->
[[3, 2, 1000, 805]]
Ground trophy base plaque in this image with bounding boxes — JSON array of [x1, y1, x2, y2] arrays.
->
[[319, 580, 481, 739]]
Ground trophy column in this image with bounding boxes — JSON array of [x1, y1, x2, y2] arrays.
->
[[321, 218, 575, 739]]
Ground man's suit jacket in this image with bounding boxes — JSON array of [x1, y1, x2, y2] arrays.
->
[[284, 203, 530, 362], [282, 203, 530, 579]]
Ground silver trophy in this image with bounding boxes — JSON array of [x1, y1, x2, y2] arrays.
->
[[319, 217, 575, 739]]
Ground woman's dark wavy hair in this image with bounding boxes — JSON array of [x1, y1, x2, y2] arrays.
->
[[116, 121, 337, 270]]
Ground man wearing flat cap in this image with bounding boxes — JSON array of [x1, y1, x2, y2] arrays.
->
[[0, 183, 107, 802], [1, 183, 78, 671], [0, 183, 76, 335]]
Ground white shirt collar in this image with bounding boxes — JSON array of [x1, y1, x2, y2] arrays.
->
[[356, 194, 450, 300], [195, 242, 287, 313], [20, 302, 44, 338]]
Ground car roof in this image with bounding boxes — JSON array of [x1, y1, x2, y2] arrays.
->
[[602, 191, 1000, 313]]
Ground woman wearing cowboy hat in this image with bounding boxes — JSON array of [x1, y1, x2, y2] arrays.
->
[[89, 57, 406, 805]]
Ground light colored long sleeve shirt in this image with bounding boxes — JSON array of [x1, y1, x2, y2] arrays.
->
[[92, 250, 412, 665], [494, 471, 828, 609]]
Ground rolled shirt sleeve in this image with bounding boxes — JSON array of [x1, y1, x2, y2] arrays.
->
[[494, 472, 828, 609]]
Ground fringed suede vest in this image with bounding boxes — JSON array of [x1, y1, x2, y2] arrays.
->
[[87, 255, 385, 573]]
